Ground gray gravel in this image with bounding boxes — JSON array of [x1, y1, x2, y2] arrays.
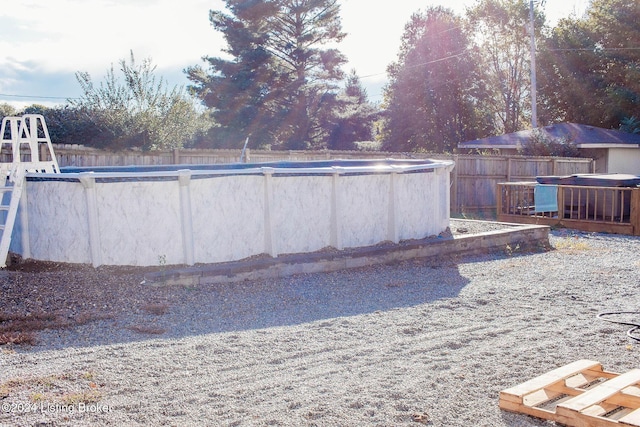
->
[[1, 221, 639, 426]]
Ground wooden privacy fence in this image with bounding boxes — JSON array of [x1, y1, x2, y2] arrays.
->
[[449, 155, 594, 213], [33, 144, 594, 213]]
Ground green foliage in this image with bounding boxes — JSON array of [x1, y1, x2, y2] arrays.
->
[[467, 0, 542, 134], [517, 129, 582, 157], [382, 7, 487, 152], [619, 116, 640, 134], [22, 105, 105, 145], [537, 0, 640, 129], [1, 104, 104, 146], [71, 52, 209, 150], [0, 103, 18, 120], [325, 70, 378, 150], [186, 0, 351, 150], [5, 0, 636, 152]]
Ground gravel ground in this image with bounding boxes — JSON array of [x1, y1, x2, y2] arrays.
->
[[0, 220, 639, 426]]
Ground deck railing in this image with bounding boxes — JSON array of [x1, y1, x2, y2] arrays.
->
[[497, 182, 640, 236]]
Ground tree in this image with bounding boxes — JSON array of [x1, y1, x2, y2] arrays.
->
[[589, 0, 640, 123], [537, 0, 640, 128], [17, 104, 96, 145], [0, 103, 18, 122], [186, 0, 347, 150], [72, 52, 208, 150], [325, 70, 378, 150], [381, 7, 486, 152], [517, 129, 582, 157], [537, 17, 604, 126], [467, 0, 544, 134], [619, 116, 640, 134]]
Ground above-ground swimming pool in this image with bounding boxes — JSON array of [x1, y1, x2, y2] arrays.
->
[[11, 158, 454, 267]]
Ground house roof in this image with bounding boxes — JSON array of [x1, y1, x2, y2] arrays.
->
[[458, 123, 640, 150]]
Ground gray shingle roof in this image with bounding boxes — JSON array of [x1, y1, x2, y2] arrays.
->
[[458, 123, 640, 149]]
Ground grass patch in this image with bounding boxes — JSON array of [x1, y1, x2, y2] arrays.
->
[[140, 303, 170, 316], [59, 390, 102, 405], [0, 331, 36, 345], [0, 312, 58, 346], [127, 324, 166, 335], [554, 237, 592, 252], [1, 371, 104, 407], [0, 311, 113, 346], [452, 209, 497, 221]]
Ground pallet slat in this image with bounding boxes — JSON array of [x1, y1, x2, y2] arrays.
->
[[620, 407, 640, 426], [500, 360, 602, 405], [557, 369, 640, 414], [500, 361, 640, 427]]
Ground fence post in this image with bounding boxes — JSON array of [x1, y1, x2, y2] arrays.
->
[[451, 154, 459, 213], [39, 144, 48, 162], [631, 188, 640, 236], [557, 185, 565, 220], [173, 148, 180, 165]]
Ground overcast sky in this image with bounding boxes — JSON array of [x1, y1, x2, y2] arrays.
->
[[0, 0, 589, 108]]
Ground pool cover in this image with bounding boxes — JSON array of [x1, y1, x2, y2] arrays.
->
[[536, 173, 640, 187]]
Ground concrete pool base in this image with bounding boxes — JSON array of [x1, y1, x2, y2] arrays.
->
[[144, 220, 550, 286]]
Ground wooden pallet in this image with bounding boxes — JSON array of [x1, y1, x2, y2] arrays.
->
[[499, 360, 640, 426]]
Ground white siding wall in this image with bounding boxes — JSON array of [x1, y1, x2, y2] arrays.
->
[[607, 148, 640, 174]]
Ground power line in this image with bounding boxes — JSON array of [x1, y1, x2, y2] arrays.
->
[[546, 47, 640, 52], [0, 93, 78, 100], [359, 50, 469, 80]]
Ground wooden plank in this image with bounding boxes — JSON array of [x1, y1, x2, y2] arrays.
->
[[565, 372, 602, 389], [631, 189, 640, 236], [609, 407, 637, 422], [557, 369, 640, 415], [496, 213, 636, 236], [500, 360, 602, 404], [580, 402, 620, 417], [522, 388, 563, 407], [625, 386, 640, 397], [498, 399, 560, 422], [606, 392, 640, 410], [620, 407, 640, 426]]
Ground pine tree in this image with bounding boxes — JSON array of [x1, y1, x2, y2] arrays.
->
[[325, 70, 378, 150], [186, 0, 348, 149]]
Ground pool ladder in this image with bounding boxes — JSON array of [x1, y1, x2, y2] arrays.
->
[[0, 114, 60, 267]]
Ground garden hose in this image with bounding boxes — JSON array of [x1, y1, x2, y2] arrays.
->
[[597, 311, 640, 342]]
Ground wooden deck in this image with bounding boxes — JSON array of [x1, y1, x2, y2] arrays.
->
[[497, 182, 640, 236]]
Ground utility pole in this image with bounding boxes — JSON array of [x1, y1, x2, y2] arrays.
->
[[529, 0, 538, 128]]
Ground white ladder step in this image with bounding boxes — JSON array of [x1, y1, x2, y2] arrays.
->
[[0, 178, 22, 267], [0, 114, 62, 267]]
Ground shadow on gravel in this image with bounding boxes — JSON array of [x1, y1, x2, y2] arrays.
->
[[0, 255, 485, 351]]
